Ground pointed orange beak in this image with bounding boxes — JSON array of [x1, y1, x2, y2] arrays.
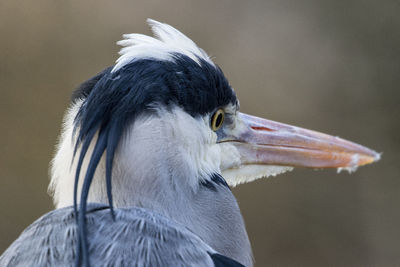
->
[[224, 112, 380, 170]]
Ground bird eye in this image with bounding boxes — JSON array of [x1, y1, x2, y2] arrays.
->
[[211, 109, 225, 131]]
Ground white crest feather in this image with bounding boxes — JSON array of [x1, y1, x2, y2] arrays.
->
[[112, 19, 214, 72]]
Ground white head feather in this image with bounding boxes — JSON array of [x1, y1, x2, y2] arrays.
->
[[112, 19, 214, 72]]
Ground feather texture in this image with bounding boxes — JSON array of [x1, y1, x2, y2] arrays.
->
[[0, 204, 245, 267], [113, 19, 214, 72]]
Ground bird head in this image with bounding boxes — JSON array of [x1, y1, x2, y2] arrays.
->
[[49, 19, 380, 210]]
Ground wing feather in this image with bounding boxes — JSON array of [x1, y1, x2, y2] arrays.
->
[[0, 204, 243, 267]]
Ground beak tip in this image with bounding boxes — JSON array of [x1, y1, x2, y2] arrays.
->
[[359, 150, 381, 167], [336, 150, 380, 174], [373, 151, 382, 162]]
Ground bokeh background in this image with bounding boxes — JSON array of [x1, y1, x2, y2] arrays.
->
[[1, 0, 399, 266]]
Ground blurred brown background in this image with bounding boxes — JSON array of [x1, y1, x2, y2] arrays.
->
[[1, 0, 399, 266]]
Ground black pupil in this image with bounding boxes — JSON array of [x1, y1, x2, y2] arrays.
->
[[215, 113, 223, 128]]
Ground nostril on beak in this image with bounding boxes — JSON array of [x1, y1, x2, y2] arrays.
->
[[250, 126, 275, 132]]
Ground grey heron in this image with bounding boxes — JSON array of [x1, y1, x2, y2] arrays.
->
[[0, 19, 380, 267]]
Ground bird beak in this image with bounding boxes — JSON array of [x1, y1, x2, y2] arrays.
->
[[225, 112, 380, 170]]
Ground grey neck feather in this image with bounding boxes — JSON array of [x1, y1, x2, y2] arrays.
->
[[50, 105, 253, 266]]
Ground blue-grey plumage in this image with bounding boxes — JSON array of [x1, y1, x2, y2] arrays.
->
[[0, 203, 243, 267]]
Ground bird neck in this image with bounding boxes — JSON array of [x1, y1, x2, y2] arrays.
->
[[49, 102, 252, 266]]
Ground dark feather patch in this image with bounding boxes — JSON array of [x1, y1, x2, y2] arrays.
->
[[71, 67, 112, 102], [73, 54, 237, 266], [201, 173, 230, 191], [209, 253, 246, 267]]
